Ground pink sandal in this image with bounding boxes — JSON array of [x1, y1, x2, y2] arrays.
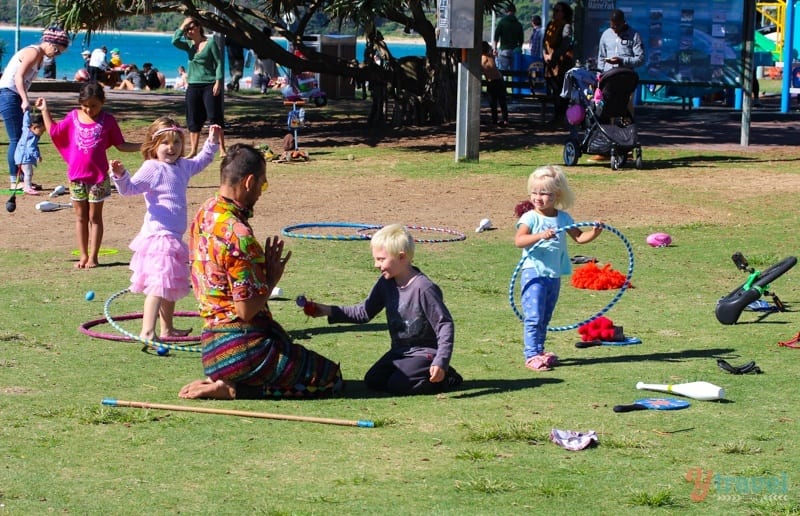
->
[[543, 352, 559, 367], [525, 355, 552, 371]]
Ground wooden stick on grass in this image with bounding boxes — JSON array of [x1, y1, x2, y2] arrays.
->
[[102, 398, 375, 428]]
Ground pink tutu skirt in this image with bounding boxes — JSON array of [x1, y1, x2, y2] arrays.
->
[[128, 232, 191, 302]]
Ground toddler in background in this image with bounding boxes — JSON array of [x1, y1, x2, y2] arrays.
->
[[14, 109, 45, 194]]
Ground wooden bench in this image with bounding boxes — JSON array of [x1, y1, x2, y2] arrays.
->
[[482, 65, 558, 123], [29, 80, 82, 93]]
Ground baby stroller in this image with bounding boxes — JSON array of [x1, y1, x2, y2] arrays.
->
[[562, 67, 643, 171]]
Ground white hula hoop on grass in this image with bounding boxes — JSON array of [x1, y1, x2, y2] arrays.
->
[[508, 222, 634, 331]]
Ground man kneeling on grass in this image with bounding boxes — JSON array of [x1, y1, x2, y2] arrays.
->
[[179, 144, 343, 400]]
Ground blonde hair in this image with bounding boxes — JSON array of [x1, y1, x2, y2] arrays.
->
[[141, 116, 185, 160], [527, 165, 575, 210], [370, 224, 415, 261]]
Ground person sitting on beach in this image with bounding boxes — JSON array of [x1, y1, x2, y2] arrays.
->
[[174, 66, 188, 90], [115, 64, 145, 91], [142, 63, 165, 90]]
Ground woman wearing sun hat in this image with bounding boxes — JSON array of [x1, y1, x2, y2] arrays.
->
[[0, 26, 70, 189]]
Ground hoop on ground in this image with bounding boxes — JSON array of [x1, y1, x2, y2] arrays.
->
[[80, 312, 200, 343], [72, 247, 118, 256], [508, 222, 634, 331], [281, 222, 378, 241], [357, 224, 466, 243], [79, 288, 202, 353]]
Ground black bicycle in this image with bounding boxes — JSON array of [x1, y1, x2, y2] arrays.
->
[[715, 253, 796, 325]]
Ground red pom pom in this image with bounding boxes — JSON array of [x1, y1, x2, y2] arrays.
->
[[571, 262, 632, 290], [514, 200, 534, 218], [303, 300, 318, 317]]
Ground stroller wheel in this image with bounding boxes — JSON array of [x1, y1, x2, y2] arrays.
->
[[563, 139, 580, 167], [634, 148, 643, 169], [610, 154, 624, 171]]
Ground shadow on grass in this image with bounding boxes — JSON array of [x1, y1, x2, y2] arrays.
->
[[287, 323, 388, 341], [69, 260, 130, 268], [560, 347, 735, 366], [333, 377, 564, 400]]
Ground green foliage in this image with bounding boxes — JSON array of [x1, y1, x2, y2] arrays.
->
[[626, 489, 679, 508]]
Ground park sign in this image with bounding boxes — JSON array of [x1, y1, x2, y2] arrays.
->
[[580, 0, 747, 87], [436, 0, 476, 48]]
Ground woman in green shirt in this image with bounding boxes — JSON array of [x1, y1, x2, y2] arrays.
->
[[172, 17, 227, 157]]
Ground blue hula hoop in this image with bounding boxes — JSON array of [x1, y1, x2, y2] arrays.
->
[[508, 222, 634, 331], [104, 289, 202, 353], [281, 222, 378, 241], [282, 222, 466, 243]]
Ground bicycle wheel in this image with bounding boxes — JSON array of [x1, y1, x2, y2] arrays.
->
[[715, 256, 796, 325]]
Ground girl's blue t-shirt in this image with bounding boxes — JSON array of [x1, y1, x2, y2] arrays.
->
[[516, 209, 574, 277]]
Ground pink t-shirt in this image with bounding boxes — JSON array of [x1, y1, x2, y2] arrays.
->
[[49, 109, 125, 184]]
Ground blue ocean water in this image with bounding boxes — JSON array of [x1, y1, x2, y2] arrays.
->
[[0, 27, 425, 83]]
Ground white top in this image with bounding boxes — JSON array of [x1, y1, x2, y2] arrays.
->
[[0, 45, 42, 93], [88, 48, 107, 68]]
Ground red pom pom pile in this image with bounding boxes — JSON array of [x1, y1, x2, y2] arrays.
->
[[571, 262, 630, 290], [577, 316, 617, 342]]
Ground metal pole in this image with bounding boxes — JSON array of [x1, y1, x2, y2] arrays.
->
[[15, 0, 21, 53], [781, 0, 796, 113], [741, 0, 755, 146]]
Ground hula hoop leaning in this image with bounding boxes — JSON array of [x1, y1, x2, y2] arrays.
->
[[508, 222, 634, 331]]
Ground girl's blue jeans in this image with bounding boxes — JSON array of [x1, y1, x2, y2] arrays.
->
[[0, 88, 23, 181], [520, 270, 561, 360]]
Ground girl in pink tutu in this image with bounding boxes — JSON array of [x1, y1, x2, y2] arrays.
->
[[110, 117, 220, 341]]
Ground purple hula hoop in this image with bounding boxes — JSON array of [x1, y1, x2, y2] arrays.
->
[[79, 311, 201, 343]]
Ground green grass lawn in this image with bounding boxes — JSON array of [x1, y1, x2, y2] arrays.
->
[[1, 95, 799, 514]]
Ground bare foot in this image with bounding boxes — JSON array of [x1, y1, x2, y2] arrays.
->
[[179, 378, 235, 399], [84, 260, 98, 269], [161, 327, 192, 338], [74, 260, 86, 269]]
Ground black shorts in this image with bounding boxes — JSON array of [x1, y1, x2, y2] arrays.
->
[[185, 83, 224, 132]]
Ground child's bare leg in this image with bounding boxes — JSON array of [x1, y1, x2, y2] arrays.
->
[[73, 200, 90, 268], [86, 201, 104, 268], [141, 294, 161, 342], [159, 299, 192, 338]]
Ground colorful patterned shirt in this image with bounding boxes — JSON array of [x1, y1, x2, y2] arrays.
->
[[189, 195, 271, 325]]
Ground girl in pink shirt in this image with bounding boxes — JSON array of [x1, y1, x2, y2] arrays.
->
[[110, 118, 220, 342], [37, 83, 140, 268]]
